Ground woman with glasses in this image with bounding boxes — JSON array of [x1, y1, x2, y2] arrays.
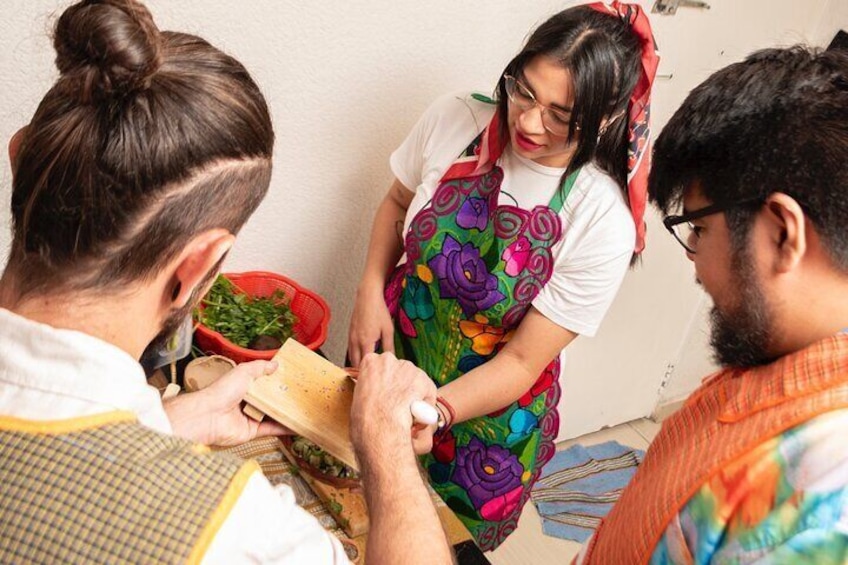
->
[[348, 2, 658, 549]]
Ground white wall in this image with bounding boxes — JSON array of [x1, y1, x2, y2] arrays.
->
[[653, 0, 848, 413], [0, 1, 843, 440], [0, 0, 578, 344], [815, 0, 848, 46]]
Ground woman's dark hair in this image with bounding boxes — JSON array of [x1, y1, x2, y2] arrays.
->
[[650, 47, 848, 271], [496, 5, 641, 197], [7, 0, 274, 297]]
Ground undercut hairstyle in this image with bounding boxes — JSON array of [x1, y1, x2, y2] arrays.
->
[[649, 46, 848, 269], [496, 5, 642, 199], [8, 0, 275, 297]]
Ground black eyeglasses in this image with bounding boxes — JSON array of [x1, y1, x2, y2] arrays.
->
[[663, 197, 763, 254]]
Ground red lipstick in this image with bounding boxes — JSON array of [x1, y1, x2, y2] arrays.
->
[[514, 130, 542, 152]]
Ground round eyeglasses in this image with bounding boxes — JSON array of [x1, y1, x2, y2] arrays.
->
[[503, 75, 576, 137], [663, 197, 764, 254]]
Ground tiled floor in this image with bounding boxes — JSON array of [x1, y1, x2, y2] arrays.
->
[[487, 418, 662, 565]]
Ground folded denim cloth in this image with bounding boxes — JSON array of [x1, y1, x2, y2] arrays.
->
[[530, 441, 643, 542]]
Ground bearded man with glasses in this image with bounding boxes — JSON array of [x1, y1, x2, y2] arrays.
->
[[575, 46, 848, 564]]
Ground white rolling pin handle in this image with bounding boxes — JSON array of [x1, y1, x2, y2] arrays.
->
[[410, 400, 439, 426]]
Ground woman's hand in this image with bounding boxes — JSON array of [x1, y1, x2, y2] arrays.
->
[[411, 422, 438, 455], [348, 178, 414, 367], [347, 280, 395, 367]]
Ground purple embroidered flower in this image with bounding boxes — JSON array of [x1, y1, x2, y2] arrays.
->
[[452, 437, 524, 520], [456, 197, 489, 231], [428, 235, 506, 317]]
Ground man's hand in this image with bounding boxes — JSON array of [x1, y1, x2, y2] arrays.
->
[[350, 352, 437, 462], [411, 422, 438, 456], [350, 353, 453, 564], [164, 360, 291, 446]]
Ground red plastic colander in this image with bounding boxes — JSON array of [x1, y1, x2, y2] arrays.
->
[[194, 271, 330, 364]]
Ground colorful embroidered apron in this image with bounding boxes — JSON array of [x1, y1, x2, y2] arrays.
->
[[385, 111, 577, 551]]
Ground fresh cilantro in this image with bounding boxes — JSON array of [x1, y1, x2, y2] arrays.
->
[[328, 499, 344, 515], [196, 275, 298, 349]]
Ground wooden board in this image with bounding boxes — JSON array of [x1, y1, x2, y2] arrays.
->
[[278, 441, 369, 538], [243, 339, 358, 471]]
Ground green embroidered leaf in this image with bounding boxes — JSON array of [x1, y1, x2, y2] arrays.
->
[[509, 434, 533, 458], [446, 496, 478, 520], [471, 92, 496, 105]]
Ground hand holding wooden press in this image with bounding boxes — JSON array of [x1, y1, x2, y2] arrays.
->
[[349, 352, 452, 564]]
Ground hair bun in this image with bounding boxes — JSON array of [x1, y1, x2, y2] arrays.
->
[[54, 0, 162, 101]]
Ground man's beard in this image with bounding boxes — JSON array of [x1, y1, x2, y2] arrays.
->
[[143, 268, 217, 361], [145, 298, 197, 357], [709, 247, 774, 368]]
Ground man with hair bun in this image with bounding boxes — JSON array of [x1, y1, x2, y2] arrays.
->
[[576, 46, 848, 564], [0, 1, 450, 563]]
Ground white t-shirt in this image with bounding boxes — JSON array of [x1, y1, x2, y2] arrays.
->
[[0, 307, 349, 565], [390, 91, 635, 338]]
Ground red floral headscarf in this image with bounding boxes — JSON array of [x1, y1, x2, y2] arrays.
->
[[590, 1, 660, 253]]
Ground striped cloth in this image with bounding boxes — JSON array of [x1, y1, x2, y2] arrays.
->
[[530, 441, 643, 542], [221, 436, 482, 564], [218, 437, 365, 563]]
